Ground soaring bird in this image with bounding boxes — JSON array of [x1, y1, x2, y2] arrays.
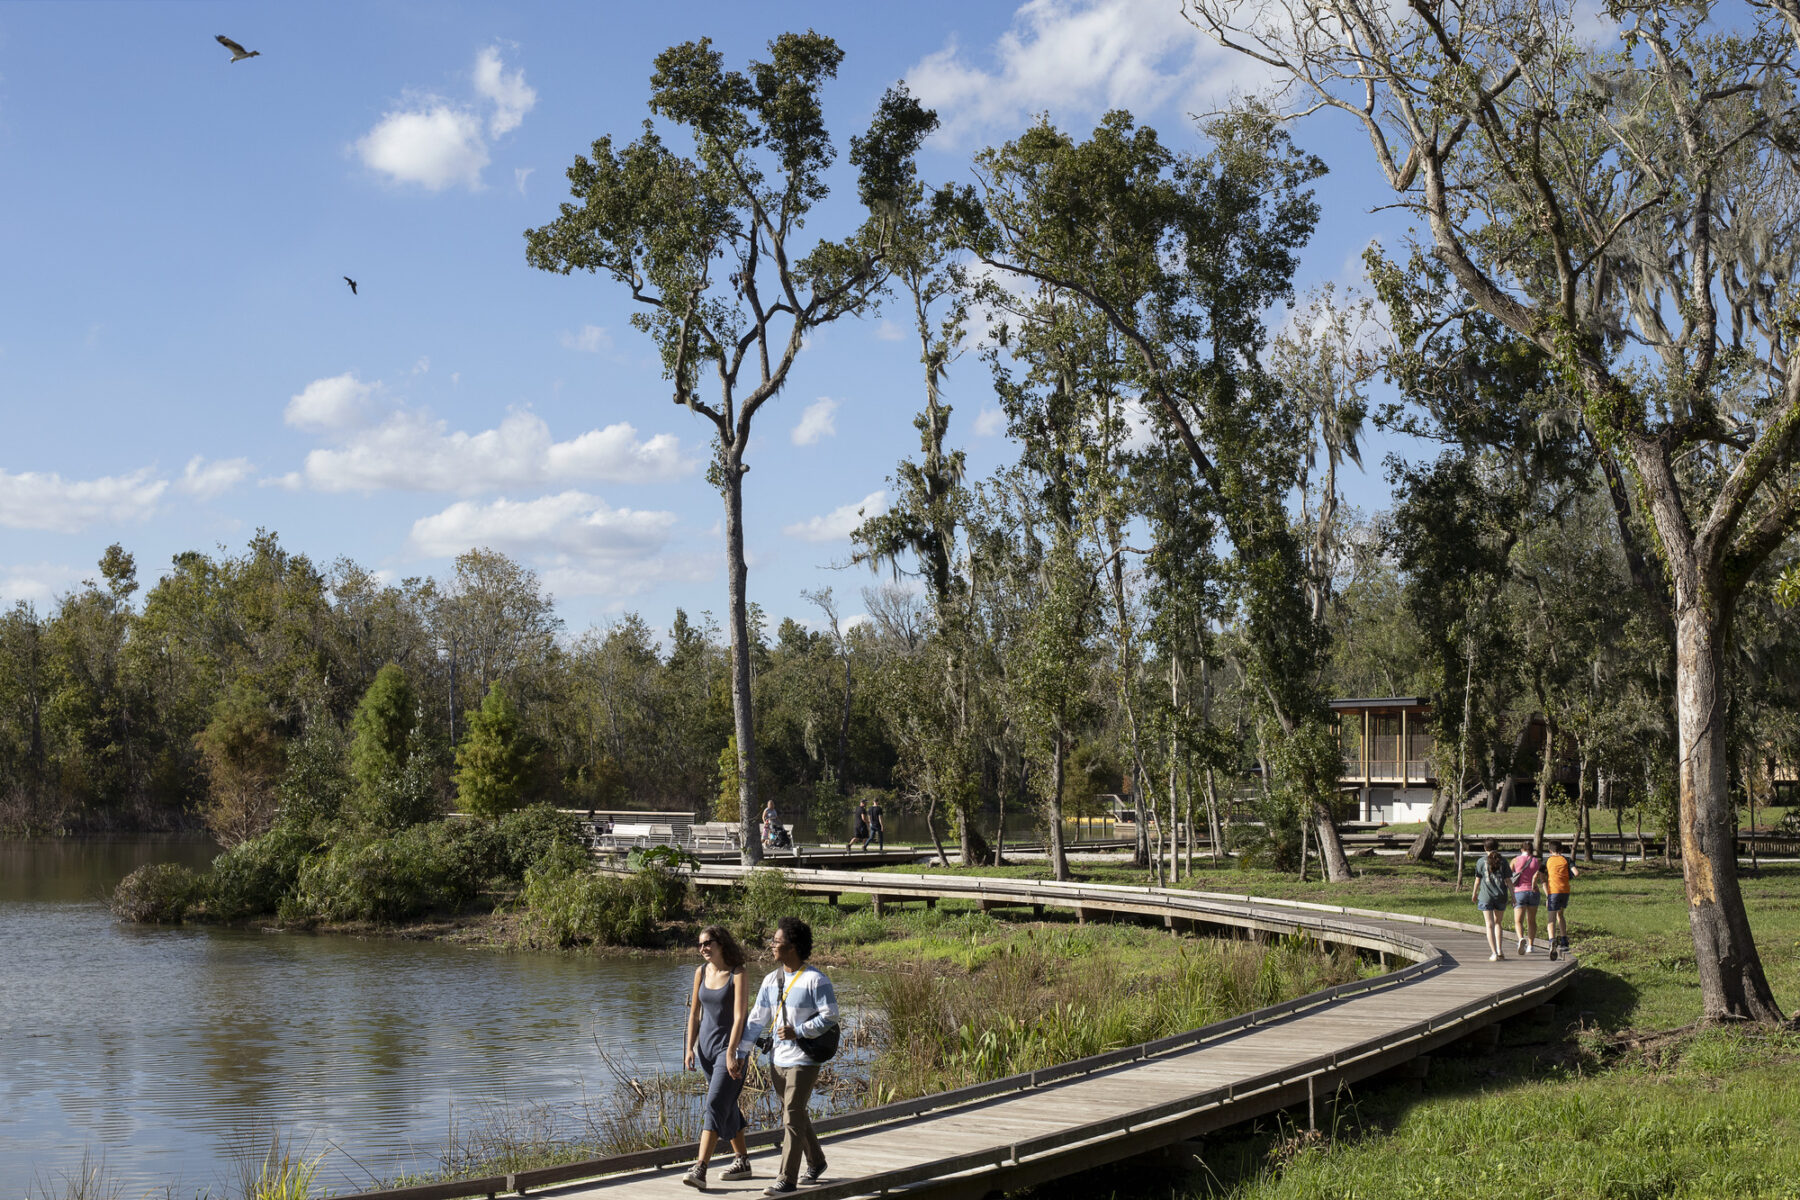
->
[[344, 277, 358, 295], [215, 35, 260, 63]]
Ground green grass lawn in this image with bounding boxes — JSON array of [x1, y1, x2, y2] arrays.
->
[[877, 853, 1800, 1199]]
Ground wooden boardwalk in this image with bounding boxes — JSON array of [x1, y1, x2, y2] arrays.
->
[[352, 868, 1574, 1200]]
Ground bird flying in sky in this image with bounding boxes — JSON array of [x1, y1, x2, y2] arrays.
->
[[215, 35, 260, 63], [344, 277, 358, 295]]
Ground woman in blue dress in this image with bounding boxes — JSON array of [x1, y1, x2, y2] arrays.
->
[[682, 925, 753, 1190]]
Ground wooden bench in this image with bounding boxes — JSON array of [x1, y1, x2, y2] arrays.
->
[[688, 822, 743, 852]]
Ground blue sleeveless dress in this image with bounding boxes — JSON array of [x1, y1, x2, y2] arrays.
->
[[696, 968, 747, 1138]]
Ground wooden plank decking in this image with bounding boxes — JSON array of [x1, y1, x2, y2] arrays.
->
[[344, 868, 1573, 1200]]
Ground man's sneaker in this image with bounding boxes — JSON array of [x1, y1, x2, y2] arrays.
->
[[799, 1160, 827, 1186], [764, 1183, 797, 1196], [682, 1164, 708, 1191], [719, 1158, 753, 1181], [1548, 943, 1559, 961]]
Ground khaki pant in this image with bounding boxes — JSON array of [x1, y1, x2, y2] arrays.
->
[[772, 1062, 824, 1183]]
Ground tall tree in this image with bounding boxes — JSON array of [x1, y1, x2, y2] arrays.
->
[[945, 108, 1349, 878], [525, 35, 935, 862], [1189, 0, 1800, 1019]]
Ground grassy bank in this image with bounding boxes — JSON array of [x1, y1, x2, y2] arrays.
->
[[880, 855, 1800, 1199]]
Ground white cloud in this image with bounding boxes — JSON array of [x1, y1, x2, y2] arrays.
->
[[908, 0, 1273, 146], [356, 103, 489, 191], [286, 372, 382, 432], [514, 166, 535, 195], [176, 456, 254, 500], [410, 491, 677, 559], [473, 45, 537, 136], [790, 397, 840, 446], [542, 551, 716, 599], [355, 47, 534, 191], [973, 407, 1007, 437], [783, 490, 888, 543], [296, 396, 696, 492], [0, 467, 166, 533], [875, 320, 907, 342], [0, 562, 82, 609], [560, 325, 612, 353]]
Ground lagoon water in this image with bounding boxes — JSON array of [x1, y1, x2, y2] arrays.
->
[[0, 838, 705, 1197]]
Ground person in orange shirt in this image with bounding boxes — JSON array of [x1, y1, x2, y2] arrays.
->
[[1543, 840, 1580, 960]]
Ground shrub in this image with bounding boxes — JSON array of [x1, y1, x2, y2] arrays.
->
[[290, 824, 476, 923], [497, 804, 585, 879], [519, 861, 651, 948], [209, 824, 321, 919], [728, 867, 795, 945], [112, 862, 205, 923]]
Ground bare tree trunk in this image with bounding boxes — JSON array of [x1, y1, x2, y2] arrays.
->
[[1298, 817, 1310, 883], [922, 793, 948, 867], [1412, 639, 1473, 863], [836, 653, 851, 796], [1493, 721, 1532, 812], [1575, 750, 1590, 861], [1313, 803, 1353, 881], [1204, 766, 1224, 863], [1048, 726, 1069, 882], [1672, 611, 1781, 1020], [724, 463, 762, 866], [1408, 787, 1454, 862], [1530, 719, 1555, 855], [1182, 763, 1195, 879], [1616, 793, 1627, 869]]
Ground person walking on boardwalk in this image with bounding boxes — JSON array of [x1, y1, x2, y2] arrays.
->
[[1543, 840, 1580, 960], [866, 798, 884, 852], [1472, 838, 1513, 961], [743, 916, 838, 1195], [681, 925, 753, 1190], [1510, 841, 1545, 955], [848, 802, 870, 852]]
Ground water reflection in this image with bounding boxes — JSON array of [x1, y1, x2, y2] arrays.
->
[[0, 838, 714, 1195]]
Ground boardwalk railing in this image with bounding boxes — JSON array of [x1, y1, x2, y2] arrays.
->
[[335, 866, 1574, 1200]]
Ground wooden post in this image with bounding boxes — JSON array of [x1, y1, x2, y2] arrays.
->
[[871, 895, 887, 917]]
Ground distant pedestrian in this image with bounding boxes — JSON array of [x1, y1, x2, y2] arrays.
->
[[681, 925, 753, 1190], [1511, 842, 1544, 954], [744, 917, 837, 1195], [1544, 840, 1580, 959], [1472, 837, 1513, 961], [867, 799, 884, 851], [848, 802, 869, 852]]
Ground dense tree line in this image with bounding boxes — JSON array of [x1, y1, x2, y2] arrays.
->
[[0, 536, 903, 839]]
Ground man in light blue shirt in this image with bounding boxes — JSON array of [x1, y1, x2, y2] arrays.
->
[[742, 915, 838, 1194]]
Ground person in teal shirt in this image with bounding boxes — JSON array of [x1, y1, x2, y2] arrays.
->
[[1471, 838, 1513, 961]]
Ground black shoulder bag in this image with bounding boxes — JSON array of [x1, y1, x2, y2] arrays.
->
[[762, 969, 840, 1062]]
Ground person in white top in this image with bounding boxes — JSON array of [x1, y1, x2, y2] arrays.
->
[[741, 916, 838, 1195]]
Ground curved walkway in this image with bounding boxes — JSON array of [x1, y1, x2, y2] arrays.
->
[[355, 866, 1575, 1200]]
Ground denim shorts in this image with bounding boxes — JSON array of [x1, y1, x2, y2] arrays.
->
[[1477, 897, 1506, 912], [1513, 891, 1540, 908], [1545, 892, 1569, 912]]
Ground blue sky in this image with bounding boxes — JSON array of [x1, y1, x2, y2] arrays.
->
[[0, 0, 1414, 637]]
